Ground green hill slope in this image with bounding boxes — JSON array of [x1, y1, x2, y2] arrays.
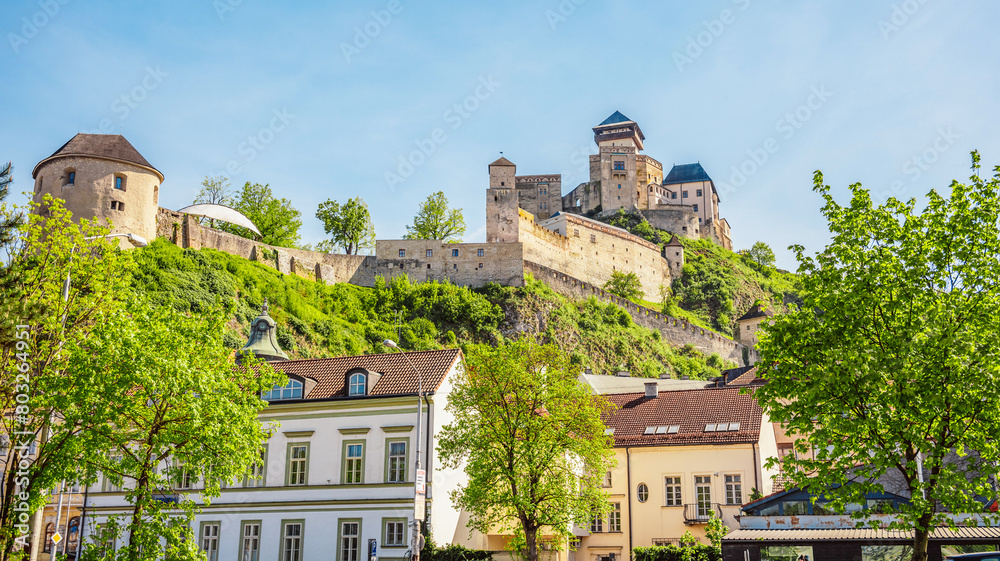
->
[[132, 239, 733, 380], [603, 209, 801, 335]]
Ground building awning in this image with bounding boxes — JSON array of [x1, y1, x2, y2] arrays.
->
[[724, 527, 1000, 542]]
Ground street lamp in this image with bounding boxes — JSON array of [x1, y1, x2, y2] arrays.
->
[[383, 339, 425, 561]]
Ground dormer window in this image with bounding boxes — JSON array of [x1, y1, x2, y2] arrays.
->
[[263, 379, 303, 401], [349, 372, 366, 396]]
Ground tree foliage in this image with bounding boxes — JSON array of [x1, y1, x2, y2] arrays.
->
[[745, 241, 775, 270], [754, 154, 1000, 561], [405, 191, 465, 242], [192, 175, 233, 228], [315, 197, 375, 255], [438, 341, 616, 561], [602, 270, 643, 302], [220, 182, 302, 248], [0, 197, 134, 560], [73, 299, 281, 561], [0, 161, 22, 249]]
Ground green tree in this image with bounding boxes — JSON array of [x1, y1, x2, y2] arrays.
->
[[73, 298, 281, 560], [603, 270, 643, 302], [221, 182, 302, 247], [754, 155, 1000, 561], [745, 241, 775, 270], [438, 341, 616, 561], [405, 191, 465, 242], [315, 197, 376, 254], [0, 197, 135, 560], [192, 175, 233, 228]]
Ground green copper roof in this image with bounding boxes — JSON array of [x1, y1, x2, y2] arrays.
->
[[238, 299, 289, 362]]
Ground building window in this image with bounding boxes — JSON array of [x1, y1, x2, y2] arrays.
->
[[478, 263, 483, 269], [200, 522, 220, 561], [386, 440, 407, 482], [614, 161, 625, 170], [696, 189, 702, 197], [348, 372, 366, 396], [114, 175, 126, 190], [608, 503, 621, 532], [63, 169, 76, 186], [602, 471, 612, 487], [762, 546, 814, 561], [725, 474, 742, 505], [244, 447, 267, 487], [398, 249, 405, 258], [695, 476, 712, 517], [287, 444, 308, 486], [573, 229, 580, 238], [426, 249, 432, 257], [239, 521, 261, 561], [452, 248, 459, 257], [175, 461, 195, 490], [618, 184, 622, 189], [343, 441, 364, 484], [637, 483, 649, 503], [682, 191, 688, 198], [664, 476, 682, 506], [110, 201, 125, 211], [693, 204, 699, 212], [672, 192, 677, 199], [281, 520, 303, 561], [339, 520, 361, 561], [477, 248, 484, 257], [590, 515, 603, 533], [383, 519, 406, 547], [44, 523, 54, 553], [264, 379, 303, 401]]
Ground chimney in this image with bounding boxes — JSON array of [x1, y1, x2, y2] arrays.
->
[[659, 373, 671, 379], [644, 382, 657, 399], [617, 371, 630, 377], [681, 375, 689, 380]]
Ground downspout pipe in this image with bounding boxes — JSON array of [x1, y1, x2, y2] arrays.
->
[[626, 447, 633, 560]]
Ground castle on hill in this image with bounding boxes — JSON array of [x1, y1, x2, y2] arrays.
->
[[30, 112, 754, 366], [495, 111, 732, 251]]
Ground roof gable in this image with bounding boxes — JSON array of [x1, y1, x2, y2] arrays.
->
[[598, 110, 633, 126], [489, 156, 515, 167]]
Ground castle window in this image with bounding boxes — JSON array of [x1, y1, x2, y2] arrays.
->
[[682, 191, 688, 198], [114, 175, 126, 191], [110, 201, 125, 211], [63, 169, 76, 186], [398, 249, 405, 258], [452, 249, 459, 257], [614, 161, 625, 170], [693, 204, 699, 212], [427, 264, 431, 269], [479, 263, 483, 269], [574, 229, 580, 238], [590, 234, 597, 244], [452, 264, 457, 270], [617, 184, 621, 189], [649, 186, 653, 192], [426, 249, 433, 258], [478, 249, 484, 257], [672, 192, 677, 199], [696, 189, 703, 197]]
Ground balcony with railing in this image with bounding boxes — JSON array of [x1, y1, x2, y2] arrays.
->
[[683, 503, 722, 524]]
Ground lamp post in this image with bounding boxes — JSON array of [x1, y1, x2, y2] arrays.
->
[[383, 339, 424, 561], [29, 231, 147, 561]]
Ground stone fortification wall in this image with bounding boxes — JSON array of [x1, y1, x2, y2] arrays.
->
[[520, 211, 669, 301], [635, 207, 702, 239], [523, 261, 755, 367], [155, 208, 376, 286], [374, 239, 525, 288]]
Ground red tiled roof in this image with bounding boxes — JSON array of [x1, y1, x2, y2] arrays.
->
[[274, 348, 462, 400], [603, 387, 763, 447], [33, 134, 163, 180]]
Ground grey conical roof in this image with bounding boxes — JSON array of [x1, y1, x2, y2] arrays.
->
[[238, 299, 289, 362]]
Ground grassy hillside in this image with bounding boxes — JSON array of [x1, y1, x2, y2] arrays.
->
[[131, 239, 733, 380], [604, 210, 801, 335]]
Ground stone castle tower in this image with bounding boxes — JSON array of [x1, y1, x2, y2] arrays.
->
[[31, 134, 162, 244], [486, 156, 520, 243]]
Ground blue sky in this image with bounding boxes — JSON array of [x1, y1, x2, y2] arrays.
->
[[1, 0, 997, 269]]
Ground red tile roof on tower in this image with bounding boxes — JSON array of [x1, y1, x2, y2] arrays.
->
[[33, 133, 163, 180], [274, 348, 462, 400], [602, 387, 763, 447]]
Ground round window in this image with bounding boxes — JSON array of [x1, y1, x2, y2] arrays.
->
[[637, 482, 649, 503]]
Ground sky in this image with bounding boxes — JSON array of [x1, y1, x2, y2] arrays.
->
[[1, 0, 998, 269]]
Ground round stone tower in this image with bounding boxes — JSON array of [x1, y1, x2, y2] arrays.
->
[[31, 134, 163, 244]]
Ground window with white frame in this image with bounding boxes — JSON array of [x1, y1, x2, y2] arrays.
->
[[340, 521, 360, 561], [664, 476, 681, 506], [387, 441, 406, 482], [695, 475, 712, 516], [637, 482, 649, 502], [282, 521, 303, 561], [384, 520, 405, 547], [344, 442, 364, 483], [200, 522, 220, 561], [608, 503, 621, 532], [725, 474, 742, 505], [240, 521, 261, 561], [590, 514, 603, 533], [348, 372, 366, 396], [244, 448, 266, 487], [287, 444, 308, 486]]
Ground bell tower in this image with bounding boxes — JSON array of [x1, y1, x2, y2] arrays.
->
[[238, 299, 289, 363]]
